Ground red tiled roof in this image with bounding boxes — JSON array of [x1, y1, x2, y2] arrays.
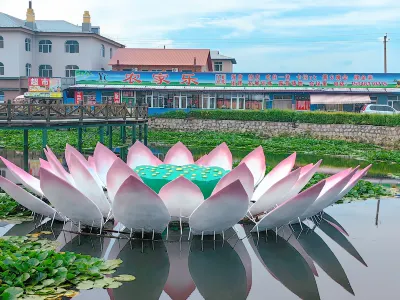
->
[[109, 48, 211, 66]]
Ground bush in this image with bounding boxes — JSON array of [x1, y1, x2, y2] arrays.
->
[[156, 109, 400, 127]]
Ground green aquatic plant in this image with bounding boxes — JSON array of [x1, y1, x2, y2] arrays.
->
[[0, 236, 135, 299], [0, 194, 33, 224]]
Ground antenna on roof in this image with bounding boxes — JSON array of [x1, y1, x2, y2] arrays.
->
[[29, 1, 32, 9], [164, 45, 166, 49]]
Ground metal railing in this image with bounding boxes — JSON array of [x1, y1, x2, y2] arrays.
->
[[0, 101, 148, 122]]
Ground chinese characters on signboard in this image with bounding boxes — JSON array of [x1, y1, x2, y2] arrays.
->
[[75, 91, 83, 104], [114, 92, 120, 103], [28, 77, 62, 92], [75, 71, 400, 89]]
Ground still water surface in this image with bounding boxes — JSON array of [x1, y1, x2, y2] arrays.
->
[[1, 198, 399, 299]]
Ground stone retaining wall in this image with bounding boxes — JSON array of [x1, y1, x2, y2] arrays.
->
[[149, 118, 400, 147]]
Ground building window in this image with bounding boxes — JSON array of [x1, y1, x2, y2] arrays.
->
[[65, 65, 79, 77], [101, 44, 105, 57], [39, 40, 52, 53], [0, 91, 4, 103], [388, 95, 400, 111], [25, 63, 31, 76], [274, 95, 292, 100], [65, 40, 79, 53], [152, 69, 162, 72], [25, 38, 31, 51], [0, 62, 4, 75], [0, 36, 3, 48], [110, 48, 113, 59], [214, 62, 223, 72], [182, 70, 192, 73], [39, 65, 52, 77], [141, 69, 148, 72]]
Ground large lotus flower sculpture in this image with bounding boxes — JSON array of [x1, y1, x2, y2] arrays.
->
[[0, 141, 370, 237]]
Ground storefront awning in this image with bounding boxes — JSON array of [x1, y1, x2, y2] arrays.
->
[[310, 94, 371, 104]]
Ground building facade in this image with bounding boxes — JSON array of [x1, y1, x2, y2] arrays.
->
[[109, 48, 236, 73], [68, 70, 400, 114], [210, 50, 236, 73], [0, 2, 124, 101]]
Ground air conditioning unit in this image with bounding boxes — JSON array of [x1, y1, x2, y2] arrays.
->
[[172, 68, 179, 72], [133, 68, 138, 72]]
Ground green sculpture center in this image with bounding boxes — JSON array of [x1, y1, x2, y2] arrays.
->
[[134, 164, 229, 199]]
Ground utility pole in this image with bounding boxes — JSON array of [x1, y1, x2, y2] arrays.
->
[[384, 33, 388, 73]]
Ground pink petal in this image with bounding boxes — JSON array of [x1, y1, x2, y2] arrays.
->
[[252, 179, 326, 232], [339, 165, 372, 198], [164, 142, 194, 166], [68, 153, 111, 217], [239, 146, 266, 186], [195, 154, 208, 166], [189, 180, 248, 234], [127, 141, 163, 169], [40, 167, 104, 227], [0, 156, 43, 197], [159, 176, 204, 218], [0, 176, 64, 221], [65, 144, 90, 169], [249, 168, 301, 216], [324, 219, 349, 237], [212, 164, 254, 200], [88, 156, 96, 172], [301, 168, 359, 220], [286, 160, 322, 198], [39, 158, 51, 169], [112, 175, 170, 233], [202, 143, 232, 171], [106, 158, 142, 203], [44, 147, 74, 185], [93, 142, 118, 186], [252, 153, 296, 201]]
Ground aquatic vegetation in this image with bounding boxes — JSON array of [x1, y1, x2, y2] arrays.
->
[[0, 194, 33, 223], [0, 236, 135, 299]]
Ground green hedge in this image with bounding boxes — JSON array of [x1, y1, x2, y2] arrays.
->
[[154, 109, 400, 126]]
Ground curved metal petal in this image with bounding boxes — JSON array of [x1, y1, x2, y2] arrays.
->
[[189, 180, 248, 235], [195, 154, 208, 166], [106, 158, 142, 203], [251, 179, 326, 232], [164, 142, 194, 166], [239, 146, 266, 186], [127, 141, 163, 169], [252, 152, 296, 201], [159, 176, 204, 219], [0, 156, 44, 197], [249, 168, 301, 217], [212, 163, 254, 200], [300, 168, 359, 220], [44, 147, 74, 186], [40, 167, 103, 227], [112, 175, 170, 233], [202, 142, 232, 171], [68, 153, 111, 217], [93, 142, 118, 186], [0, 176, 64, 221], [65, 144, 89, 168]]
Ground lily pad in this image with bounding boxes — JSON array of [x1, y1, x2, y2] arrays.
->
[[76, 281, 94, 290], [114, 275, 136, 282], [2, 287, 24, 300]]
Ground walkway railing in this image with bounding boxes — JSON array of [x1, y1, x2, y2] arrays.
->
[[0, 101, 148, 123]]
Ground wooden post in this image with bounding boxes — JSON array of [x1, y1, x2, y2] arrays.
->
[[42, 129, 48, 159], [7, 100, 11, 122], [144, 123, 148, 146], [120, 125, 126, 161], [23, 129, 29, 172], [99, 126, 104, 144], [108, 125, 113, 150], [78, 127, 83, 152], [132, 124, 137, 145], [138, 124, 143, 142]]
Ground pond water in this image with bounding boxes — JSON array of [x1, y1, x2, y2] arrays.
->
[[1, 198, 400, 299]]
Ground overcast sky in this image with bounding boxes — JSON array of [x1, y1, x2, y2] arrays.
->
[[1, 0, 400, 72]]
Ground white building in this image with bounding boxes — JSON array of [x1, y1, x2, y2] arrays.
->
[[0, 1, 124, 101], [210, 50, 237, 73]]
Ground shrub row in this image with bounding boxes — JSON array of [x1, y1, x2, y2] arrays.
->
[[154, 109, 400, 127]]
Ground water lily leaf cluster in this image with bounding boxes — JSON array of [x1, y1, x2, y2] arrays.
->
[[0, 194, 33, 223], [0, 237, 135, 299]]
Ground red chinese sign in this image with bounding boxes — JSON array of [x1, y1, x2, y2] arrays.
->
[[123, 73, 142, 84], [114, 92, 120, 103], [181, 74, 199, 85], [152, 73, 171, 85], [296, 100, 310, 111], [75, 91, 83, 104]]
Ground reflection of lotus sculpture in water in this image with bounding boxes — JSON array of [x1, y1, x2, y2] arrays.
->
[[0, 141, 370, 236]]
